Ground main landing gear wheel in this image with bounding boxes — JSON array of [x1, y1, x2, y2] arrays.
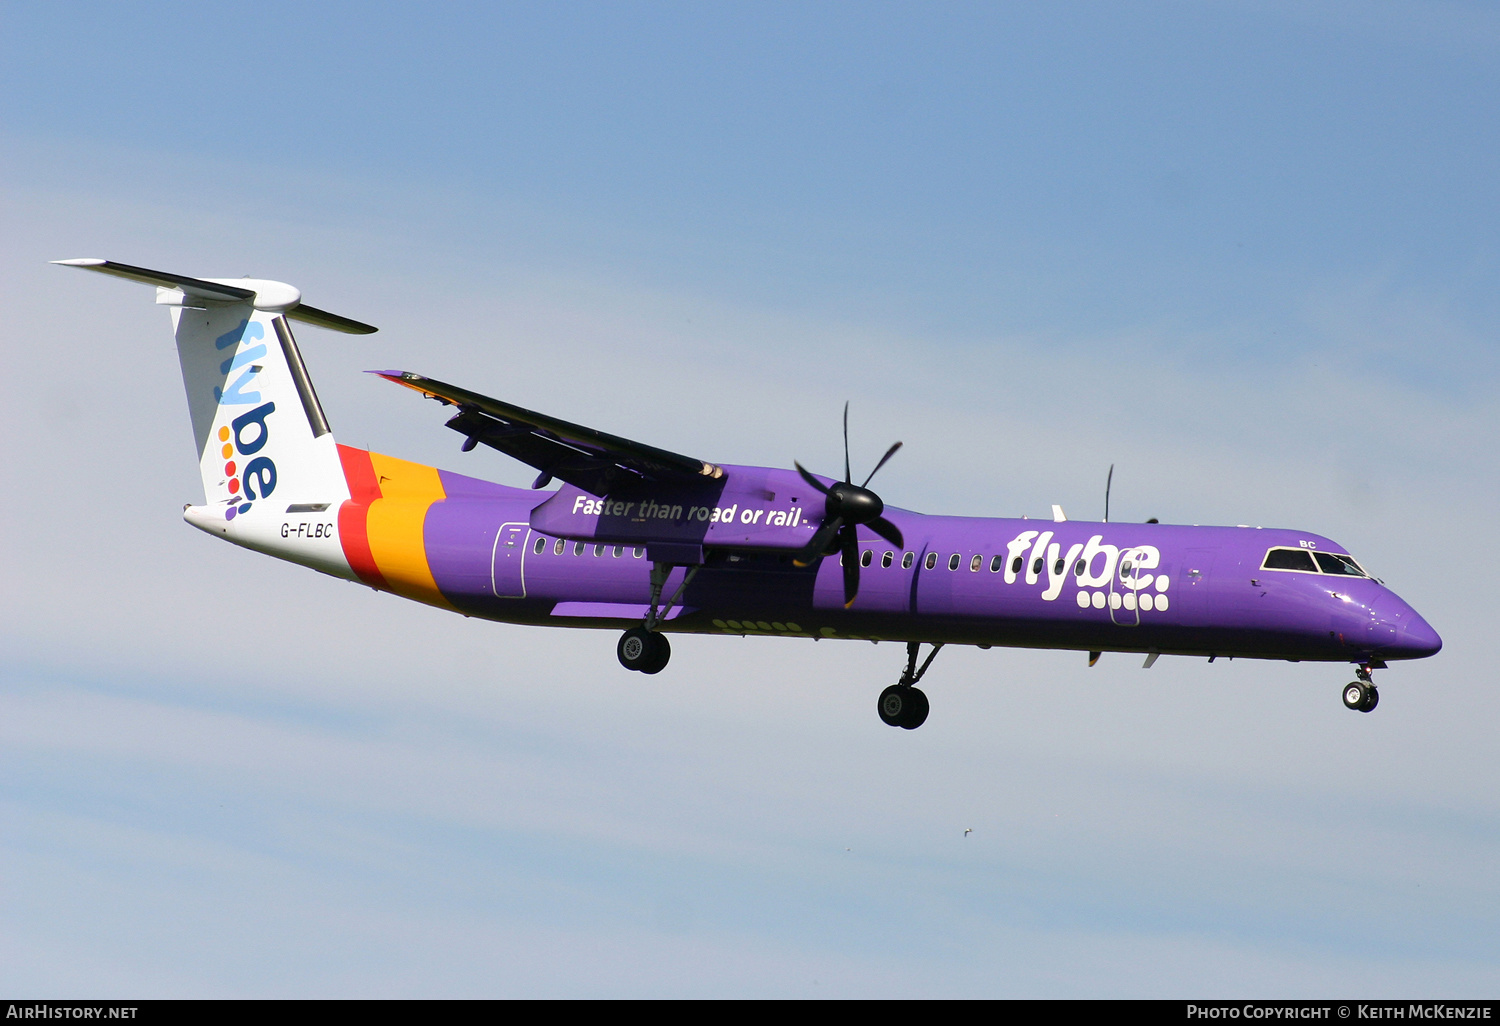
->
[[878, 684, 929, 730], [1342, 681, 1379, 713], [617, 628, 671, 674], [878, 642, 942, 730]]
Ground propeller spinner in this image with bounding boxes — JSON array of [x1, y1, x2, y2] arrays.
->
[[794, 403, 904, 608]]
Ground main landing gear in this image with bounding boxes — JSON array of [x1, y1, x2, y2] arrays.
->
[[879, 642, 943, 730], [1342, 664, 1380, 713], [616, 561, 699, 676], [618, 627, 670, 674]]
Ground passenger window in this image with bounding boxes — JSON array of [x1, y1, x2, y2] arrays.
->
[[593, 544, 604, 556], [902, 552, 914, 569], [1314, 552, 1367, 577], [1075, 559, 1085, 576], [990, 555, 1002, 572], [613, 545, 623, 557], [1031, 557, 1043, 575], [882, 551, 893, 568], [860, 549, 873, 568], [970, 554, 982, 572], [948, 553, 961, 571], [533, 537, 546, 554], [925, 552, 937, 570], [1011, 556, 1023, 574], [553, 539, 565, 556], [1262, 547, 1318, 572], [574, 541, 586, 556], [633, 547, 645, 558]]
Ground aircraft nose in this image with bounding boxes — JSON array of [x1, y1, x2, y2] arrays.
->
[[1392, 610, 1443, 659], [1370, 595, 1443, 660]]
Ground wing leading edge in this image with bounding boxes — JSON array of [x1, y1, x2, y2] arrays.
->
[[373, 370, 725, 497]]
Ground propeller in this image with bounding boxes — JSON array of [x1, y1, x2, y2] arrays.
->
[[794, 403, 905, 608]]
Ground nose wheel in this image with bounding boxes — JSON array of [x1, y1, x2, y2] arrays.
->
[[618, 627, 671, 674], [1342, 680, 1379, 712], [1342, 665, 1379, 712]]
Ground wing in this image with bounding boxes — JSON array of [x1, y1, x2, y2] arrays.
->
[[373, 370, 725, 496]]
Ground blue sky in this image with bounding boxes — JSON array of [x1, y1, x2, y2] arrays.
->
[[2, 1, 1498, 996]]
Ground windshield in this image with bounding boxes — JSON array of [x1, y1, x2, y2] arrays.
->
[[1261, 546, 1368, 577], [1313, 551, 1367, 577]]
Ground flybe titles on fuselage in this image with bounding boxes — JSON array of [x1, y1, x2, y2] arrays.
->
[[1000, 529, 1172, 613]]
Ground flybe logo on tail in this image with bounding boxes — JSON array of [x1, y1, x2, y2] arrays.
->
[[215, 320, 266, 405], [213, 319, 279, 522], [219, 403, 278, 521]]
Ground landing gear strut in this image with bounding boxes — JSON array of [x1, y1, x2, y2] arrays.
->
[[1342, 664, 1380, 713], [879, 642, 943, 729], [616, 561, 699, 675]]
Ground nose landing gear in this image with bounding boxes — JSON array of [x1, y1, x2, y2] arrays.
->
[[879, 642, 943, 729], [1342, 664, 1380, 713]]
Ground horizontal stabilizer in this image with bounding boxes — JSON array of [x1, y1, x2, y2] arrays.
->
[[284, 303, 379, 335], [52, 258, 377, 334], [374, 370, 724, 496], [53, 258, 254, 301]]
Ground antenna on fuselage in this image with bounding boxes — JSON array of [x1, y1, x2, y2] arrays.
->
[[1104, 463, 1114, 523]]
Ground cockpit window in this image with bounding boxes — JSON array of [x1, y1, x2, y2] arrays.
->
[[1313, 551, 1367, 577], [1261, 547, 1369, 576], [1261, 547, 1318, 572]]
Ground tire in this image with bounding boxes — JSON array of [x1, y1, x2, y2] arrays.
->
[[1360, 686, 1379, 713], [640, 632, 671, 675], [618, 628, 655, 671], [900, 687, 929, 730], [1342, 682, 1368, 711], [878, 685, 909, 727]]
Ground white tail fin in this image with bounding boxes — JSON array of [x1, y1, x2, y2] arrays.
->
[[55, 259, 373, 522]]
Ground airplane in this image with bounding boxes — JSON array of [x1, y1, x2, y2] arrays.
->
[[57, 258, 1442, 728]]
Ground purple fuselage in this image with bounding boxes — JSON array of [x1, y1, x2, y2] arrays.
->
[[415, 464, 1441, 665]]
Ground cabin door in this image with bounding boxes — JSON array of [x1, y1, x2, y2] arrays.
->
[[491, 522, 530, 598]]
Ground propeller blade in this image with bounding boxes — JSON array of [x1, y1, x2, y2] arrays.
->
[[842, 401, 851, 484], [792, 516, 844, 566], [868, 516, 904, 549], [794, 461, 832, 495], [860, 440, 903, 488], [840, 524, 860, 607]]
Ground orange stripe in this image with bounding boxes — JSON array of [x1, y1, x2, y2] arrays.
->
[[363, 451, 454, 609], [337, 444, 387, 589]]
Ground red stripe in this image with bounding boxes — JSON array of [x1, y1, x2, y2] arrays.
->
[[337, 444, 388, 589]]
